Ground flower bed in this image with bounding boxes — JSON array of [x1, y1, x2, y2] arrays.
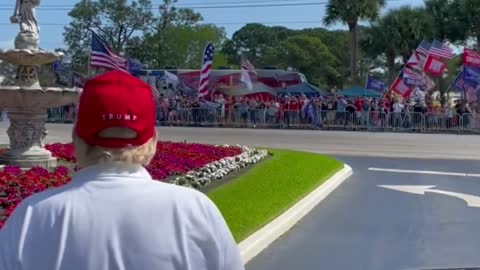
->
[[0, 166, 71, 229], [173, 145, 268, 189], [1, 142, 267, 230], [45, 142, 244, 180]]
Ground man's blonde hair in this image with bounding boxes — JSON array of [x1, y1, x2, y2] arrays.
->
[[73, 127, 157, 168]]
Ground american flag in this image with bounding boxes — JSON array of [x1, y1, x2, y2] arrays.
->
[[198, 42, 215, 97], [241, 57, 257, 75], [429, 40, 454, 59], [406, 40, 430, 70], [416, 40, 431, 55], [90, 31, 128, 72], [240, 56, 257, 90]]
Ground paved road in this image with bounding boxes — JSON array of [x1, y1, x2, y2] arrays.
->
[[1, 123, 480, 160], [247, 156, 480, 270]]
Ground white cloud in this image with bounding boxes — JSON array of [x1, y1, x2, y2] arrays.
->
[[0, 39, 14, 49]]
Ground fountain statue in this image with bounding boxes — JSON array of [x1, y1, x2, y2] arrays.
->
[[0, 0, 80, 168]]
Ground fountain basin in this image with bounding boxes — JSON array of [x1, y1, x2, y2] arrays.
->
[[0, 87, 80, 168], [0, 86, 80, 110], [0, 49, 63, 66]]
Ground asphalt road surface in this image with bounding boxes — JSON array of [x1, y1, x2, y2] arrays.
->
[[247, 156, 480, 270], [1, 124, 480, 160]]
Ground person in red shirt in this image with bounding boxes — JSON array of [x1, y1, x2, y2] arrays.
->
[[289, 97, 300, 125], [290, 97, 300, 111], [354, 98, 363, 112]]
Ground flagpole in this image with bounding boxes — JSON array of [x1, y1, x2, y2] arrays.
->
[[364, 75, 369, 97], [446, 68, 462, 93], [87, 30, 92, 78], [87, 54, 92, 78], [386, 68, 405, 99]]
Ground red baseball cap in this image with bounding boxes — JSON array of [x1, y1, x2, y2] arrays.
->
[[75, 70, 156, 148]]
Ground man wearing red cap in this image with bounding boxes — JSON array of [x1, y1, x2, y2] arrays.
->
[[0, 70, 244, 270]]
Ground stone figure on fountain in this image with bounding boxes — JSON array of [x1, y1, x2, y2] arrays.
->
[[10, 0, 40, 50]]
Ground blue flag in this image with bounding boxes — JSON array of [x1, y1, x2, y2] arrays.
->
[[303, 99, 319, 127], [451, 69, 479, 92], [128, 58, 143, 72], [450, 71, 465, 92], [52, 60, 67, 72], [366, 76, 385, 92], [463, 66, 480, 84], [52, 60, 69, 86]]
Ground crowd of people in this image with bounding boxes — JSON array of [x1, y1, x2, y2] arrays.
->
[[152, 91, 476, 130], [2, 89, 475, 131]]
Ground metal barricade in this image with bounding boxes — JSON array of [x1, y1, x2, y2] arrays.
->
[[47, 107, 66, 123], [424, 113, 459, 133], [459, 113, 480, 134], [410, 112, 425, 132], [320, 111, 353, 130], [283, 110, 302, 128], [189, 108, 218, 127], [365, 111, 388, 131], [44, 104, 480, 134], [387, 112, 404, 131], [386, 112, 425, 132]]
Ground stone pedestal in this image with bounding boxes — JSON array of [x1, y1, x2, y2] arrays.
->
[[0, 112, 56, 168], [0, 49, 81, 169]]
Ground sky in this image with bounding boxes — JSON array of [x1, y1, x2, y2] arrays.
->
[[0, 0, 424, 50]]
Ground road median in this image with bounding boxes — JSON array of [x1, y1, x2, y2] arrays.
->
[[207, 149, 352, 264]]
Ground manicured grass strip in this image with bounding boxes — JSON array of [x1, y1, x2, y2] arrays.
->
[[207, 149, 343, 242]]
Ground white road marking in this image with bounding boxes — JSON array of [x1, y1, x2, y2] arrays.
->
[[378, 185, 480, 208], [368, 167, 480, 178]]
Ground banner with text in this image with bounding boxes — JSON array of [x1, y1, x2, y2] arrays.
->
[[463, 48, 480, 68]]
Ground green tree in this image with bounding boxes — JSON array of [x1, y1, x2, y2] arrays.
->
[[323, 0, 385, 81], [212, 53, 230, 69], [63, 0, 155, 73], [424, 0, 467, 42], [459, 0, 480, 49], [270, 35, 342, 88], [360, 6, 432, 82], [158, 0, 203, 30], [298, 28, 350, 79], [125, 0, 210, 68], [127, 24, 226, 69], [221, 24, 294, 65]]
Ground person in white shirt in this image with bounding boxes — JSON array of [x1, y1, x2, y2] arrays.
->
[[0, 70, 244, 270], [392, 98, 405, 128]]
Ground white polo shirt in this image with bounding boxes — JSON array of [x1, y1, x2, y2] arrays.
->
[[0, 162, 244, 270]]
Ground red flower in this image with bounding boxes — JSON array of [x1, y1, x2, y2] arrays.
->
[[0, 141, 242, 230]]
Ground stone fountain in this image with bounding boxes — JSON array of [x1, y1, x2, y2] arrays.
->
[[0, 0, 80, 168]]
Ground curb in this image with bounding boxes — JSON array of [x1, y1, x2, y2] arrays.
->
[[238, 163, 353, 265]]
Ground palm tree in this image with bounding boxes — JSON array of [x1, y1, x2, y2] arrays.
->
[[360, 6, 432, 83], [323, 0, 385, 81], [459, 0, 480, 49], [424, 0, 467, 43]]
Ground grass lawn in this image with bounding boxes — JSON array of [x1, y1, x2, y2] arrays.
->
[[207, 149, 343, 242]]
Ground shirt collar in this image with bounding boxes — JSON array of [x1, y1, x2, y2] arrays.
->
[[72, 162, 152, 182]]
